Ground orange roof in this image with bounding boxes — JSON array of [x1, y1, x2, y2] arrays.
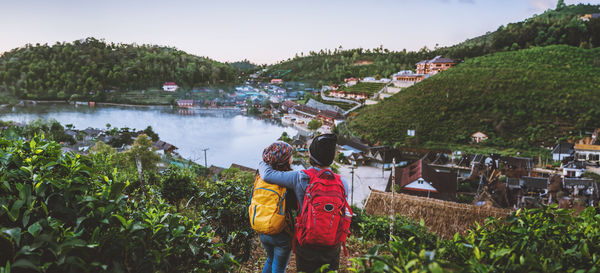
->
[[574, 144, 600, 151]]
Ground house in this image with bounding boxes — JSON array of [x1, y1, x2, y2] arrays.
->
[[317, 110, 345, 125], [281, 100, 297, 112], [305, 99, 343, 114], [386, 158, 457, 201], [344, 77, 359, 86], [82, 128, 102, 141], [271, 79, 283, 84], [552, 143, 574, 161], [162, 82, 178, 92], [229, 163, 257, 173], [153, 140, 178, 154], [177, 100, 195, 108], [563, 161, 587, 178], [471, 132, 488, 143], [563, 178, 599, 205], [574, 143, 600, 162], [209, 165, 225, 176], [416, 56, 456, 75], [580, 13, 600, 21]]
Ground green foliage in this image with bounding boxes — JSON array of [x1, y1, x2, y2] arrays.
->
[[160, 165, 199, 205], [338, 82, 386, 96], [0, 136, 235, 272], [308, 119, 323, 131], [195, 177, 255, 262], [268, 4, 600, 84], [0, 37, 237, 101], [350, 205, 600, 272], [348, 45, 600, 148], [350, 207, 438, 248]]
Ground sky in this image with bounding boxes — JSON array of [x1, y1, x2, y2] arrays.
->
[[0, 0, 599, 64]]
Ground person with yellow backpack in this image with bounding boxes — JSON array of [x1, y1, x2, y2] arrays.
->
[[249, 141, 297, 273]]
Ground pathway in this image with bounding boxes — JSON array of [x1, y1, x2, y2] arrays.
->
[[337, 164, 391, 208]]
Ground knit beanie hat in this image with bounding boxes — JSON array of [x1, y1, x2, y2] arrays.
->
[[263, 141, 293, 167], [309, 133, 337, 167]]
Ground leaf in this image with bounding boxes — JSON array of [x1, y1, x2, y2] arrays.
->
[[11, 259, 39, 272], [2, 227, 21, 246], [27, 222, 42, 237], [111, 214, 127, 227]]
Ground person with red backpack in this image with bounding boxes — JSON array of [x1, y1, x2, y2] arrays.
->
[[258, 134, 352, 273]]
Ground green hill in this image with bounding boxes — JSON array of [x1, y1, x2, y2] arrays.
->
[[266, 3, 600, 84], [347, 45, 600, 148], [0, 37, 237, 101]]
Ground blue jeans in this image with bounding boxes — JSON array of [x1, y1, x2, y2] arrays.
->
[[259, 232, 292, 273]]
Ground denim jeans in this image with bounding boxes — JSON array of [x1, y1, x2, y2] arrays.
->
[[259, 232, 292, 273]]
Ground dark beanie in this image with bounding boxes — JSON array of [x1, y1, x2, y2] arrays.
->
[[309, 133, 337, 166]]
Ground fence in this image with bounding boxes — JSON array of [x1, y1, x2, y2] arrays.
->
[[364, 190, 512, 239]]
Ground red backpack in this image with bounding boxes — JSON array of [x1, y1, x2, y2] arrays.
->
[[295, 168, 353, 254]]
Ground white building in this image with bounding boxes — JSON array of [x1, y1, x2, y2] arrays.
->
[[162, 82, 178, 92]]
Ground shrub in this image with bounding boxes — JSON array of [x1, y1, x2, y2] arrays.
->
[[0, 136, 235, 272]]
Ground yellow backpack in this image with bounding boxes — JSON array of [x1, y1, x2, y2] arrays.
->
[[248, 174, 287, 235]]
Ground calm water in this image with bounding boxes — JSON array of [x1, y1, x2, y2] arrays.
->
[[0, 104, 297, 169]]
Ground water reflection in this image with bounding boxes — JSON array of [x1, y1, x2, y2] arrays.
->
[[0, 103, 297, 169]]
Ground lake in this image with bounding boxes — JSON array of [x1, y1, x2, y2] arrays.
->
[[0, 103, 297, 169]]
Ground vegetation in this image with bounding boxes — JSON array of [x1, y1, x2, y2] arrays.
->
[[267, 4, 600, 84], [338, 82, 386, 96], [0, 37, 237, 101], [348, 45, 600, 148], [308, 119, 323, 131], [350, 205, 600, 272], [0, 136, 235, 272]]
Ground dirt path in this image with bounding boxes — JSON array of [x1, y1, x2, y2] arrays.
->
[[240, 236, 365, 273]]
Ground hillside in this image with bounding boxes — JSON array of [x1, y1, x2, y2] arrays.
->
[[0, 37, 237, 101], [266, 3, 600, 83], [347, 45, 600, 147]]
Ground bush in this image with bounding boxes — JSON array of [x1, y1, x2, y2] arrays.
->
[[0, 136, 235, 272], [160, 165, 199, 205], [351, 205, 600, 272]]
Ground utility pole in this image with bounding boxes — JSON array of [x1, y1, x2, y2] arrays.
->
[[389, 158, 396, 241], [350, 165, 357, 206], [201, 148, 209, 168]]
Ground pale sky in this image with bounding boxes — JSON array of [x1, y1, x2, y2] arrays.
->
[[0, 0, 599, 64]]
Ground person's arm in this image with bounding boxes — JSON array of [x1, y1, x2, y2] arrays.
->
[[341, 177, 350, 200], [258, 161, 300, 189]]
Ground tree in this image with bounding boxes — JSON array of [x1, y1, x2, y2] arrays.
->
[[126, 134, 161, 172], [308, 119, 323, 131], [556, 0, 566, 10]]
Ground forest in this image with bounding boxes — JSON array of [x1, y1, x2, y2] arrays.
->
[[266, 3, 600, 84], [0, 37, 238, 101], [347, 45, 600, 148]]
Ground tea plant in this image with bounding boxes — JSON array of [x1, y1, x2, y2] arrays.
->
[[0, 136, 235, 272]]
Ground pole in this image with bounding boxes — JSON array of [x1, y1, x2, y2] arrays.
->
[[202, 148, 209, 168], [382, 148, 386, 178], [350, 165, 357, 206], [389, 158, 396, 241]]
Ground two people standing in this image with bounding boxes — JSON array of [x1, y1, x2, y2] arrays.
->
[[250, 134, 352, 273]]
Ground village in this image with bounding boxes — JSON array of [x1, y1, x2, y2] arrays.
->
[[159, 54, 600, 211], [37, 53, 599, 212]]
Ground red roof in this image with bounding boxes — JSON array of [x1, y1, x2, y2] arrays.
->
[[163, 82, 177, 86], [283, 100, 297, 108], [390, 159, 457, 197]]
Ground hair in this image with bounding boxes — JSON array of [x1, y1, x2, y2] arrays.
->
[[309, 157, 328, 168], [271, 160, 292, 171]]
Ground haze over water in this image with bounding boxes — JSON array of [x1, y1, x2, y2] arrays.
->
[[0, 104, 297, 169]]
